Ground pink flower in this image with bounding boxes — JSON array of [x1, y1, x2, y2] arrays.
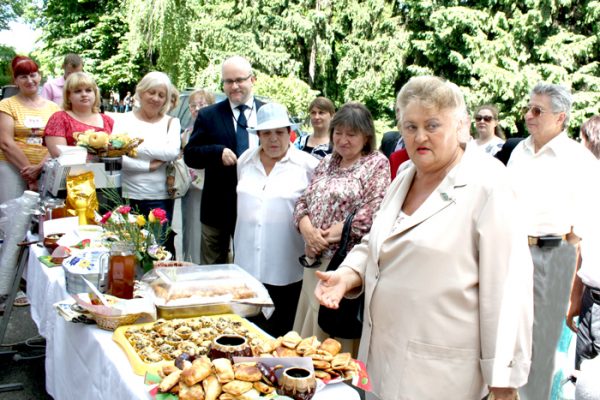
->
[[117, 205, 131, 214], [100, 211, 112, 224], [149, 208, 168, 224]]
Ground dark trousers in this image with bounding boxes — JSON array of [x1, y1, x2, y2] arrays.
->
[[248, 280, 302, 338], [200, 223, 232, 265], [127, 198, 176, 257], [576, 286, 600, 369]]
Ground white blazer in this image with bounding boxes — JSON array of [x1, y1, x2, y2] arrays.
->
[[343, 144, 533, 399]]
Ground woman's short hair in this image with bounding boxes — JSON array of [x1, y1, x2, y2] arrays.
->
[[330, 102, 376, 155], [581, 115, 600, 159], [474, 104, 505, 139], [309, 97, 335, 115], [530, 82, 572, 130], [63, 53, 83, 69], [396, 76, 466, 124], [134, 71, 174, 116], [189, 89, 216, 106], [62, 72, 101, 113], [11, 56, 39, 79]]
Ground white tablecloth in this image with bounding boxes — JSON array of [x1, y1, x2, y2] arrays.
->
[[26, 244, 360, 400]]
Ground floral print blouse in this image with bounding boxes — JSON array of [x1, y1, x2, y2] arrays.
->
[[294, 150, 390, 257]]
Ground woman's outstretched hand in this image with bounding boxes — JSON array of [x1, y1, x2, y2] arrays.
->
[[315, 270, 347, 309]]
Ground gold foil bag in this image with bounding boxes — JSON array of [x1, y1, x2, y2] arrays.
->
[[66, 171, 99, 224]]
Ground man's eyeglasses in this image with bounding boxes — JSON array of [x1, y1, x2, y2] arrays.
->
[[475, 115, 494, 122], [521, 105, 549, 118], [298, 255, 321, 269], [222, 74, 252, 86]]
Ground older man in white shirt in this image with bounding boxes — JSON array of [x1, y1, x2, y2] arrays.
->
[[508, 83, 597, 400]]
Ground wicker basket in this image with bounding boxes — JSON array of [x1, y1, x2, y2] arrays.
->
[[91, 312, 143, 331], [97, 138, 144, 157]]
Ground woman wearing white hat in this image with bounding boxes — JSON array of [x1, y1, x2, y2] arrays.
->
[[234, 102, 319, 337]]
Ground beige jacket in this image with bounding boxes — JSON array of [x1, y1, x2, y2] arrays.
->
[[343, 144, 533, 399]]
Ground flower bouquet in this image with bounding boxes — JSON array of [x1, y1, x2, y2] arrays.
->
[[74, 130, 143, 157], [98, 205, 171, 272]]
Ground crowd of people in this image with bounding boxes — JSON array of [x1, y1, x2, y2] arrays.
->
[[1, 52, 599, 400]]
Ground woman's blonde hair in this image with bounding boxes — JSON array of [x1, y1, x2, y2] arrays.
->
[[134, 71, 174, 116], [62, 72, 101, 113], [396, 76, 468, 142]]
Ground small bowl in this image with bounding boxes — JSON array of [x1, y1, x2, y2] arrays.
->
[[43, 233, 65, 251]]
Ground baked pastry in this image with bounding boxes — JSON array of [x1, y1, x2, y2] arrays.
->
[[202, 374, 222, 400], [331, 352, 351, 368], [314, 370, 332, 380], [233, 362, 262, 382], [312, 359, 331, 370], [158, 370, 181, 392], [296, 336, 320, 355], [178, 382, 205, 400], [182, 356, 212, 385], [319, 338, 342, 356], [221, 380, 253, 396], [213, 358, 235, 383], [273, 346, 297, 358], [253, 381, 275, 394], [281, 331, 302, 349]]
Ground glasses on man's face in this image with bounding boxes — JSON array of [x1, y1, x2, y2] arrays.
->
[[521, 105, 548, 118], [298, 255, 322, 269], [475, 115, 494, 122], [222, 74, 252, 86]]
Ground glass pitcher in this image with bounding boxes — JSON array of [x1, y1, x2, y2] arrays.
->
[[104, 242, 138, 299]]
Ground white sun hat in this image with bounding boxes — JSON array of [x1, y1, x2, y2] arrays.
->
[[249, 102, 292, 133]]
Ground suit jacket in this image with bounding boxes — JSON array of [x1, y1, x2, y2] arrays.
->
[[379, 130, 401, 159], [343, 143, 533, 399], [184, 98, 264, 231]]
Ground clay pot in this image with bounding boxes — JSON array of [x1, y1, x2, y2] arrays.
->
[[277, 367, 316, 400], [43, 233, 65, 251], [208, 334, 252, 361]]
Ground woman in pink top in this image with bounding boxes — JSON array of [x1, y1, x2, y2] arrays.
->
[[44, 72, 113, 157]]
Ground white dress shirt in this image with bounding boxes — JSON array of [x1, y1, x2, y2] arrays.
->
[[578, 162, 600, 288], [508, 133, 596, 237], [234, 145, 319, 285], [229, 98, 259, 150]]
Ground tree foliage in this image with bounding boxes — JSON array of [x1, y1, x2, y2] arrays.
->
[[0, 45, 17, 86], [29, 0, 600, 136], [0, 0, 26, 31]]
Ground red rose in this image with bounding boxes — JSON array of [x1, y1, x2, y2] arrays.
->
[[100, 211, 112, 224], [150, 208, 167, 223], [117, 205, 131, 214]]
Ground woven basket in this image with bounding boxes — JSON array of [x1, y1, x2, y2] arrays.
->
[[97, 138, 144, 157], [91, 312, 143, 331]]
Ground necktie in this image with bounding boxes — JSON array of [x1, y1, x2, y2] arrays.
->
[[235, 104, 249, 156]]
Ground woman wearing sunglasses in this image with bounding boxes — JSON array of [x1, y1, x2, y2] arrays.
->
[[474, 104, 505, 156]]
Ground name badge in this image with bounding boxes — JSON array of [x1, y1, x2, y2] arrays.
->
[[23, 116, 43, 129]]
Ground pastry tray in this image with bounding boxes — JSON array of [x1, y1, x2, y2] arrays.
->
[[112, 314, 269, 376]]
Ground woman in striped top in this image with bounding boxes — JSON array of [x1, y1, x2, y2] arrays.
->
[[0, 56, 60, 202]]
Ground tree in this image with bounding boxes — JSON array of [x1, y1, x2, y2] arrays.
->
[[0, 0, 26, 31], [0, 45, 17, 87]]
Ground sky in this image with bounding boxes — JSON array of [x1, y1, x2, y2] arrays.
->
[[0, 20, 40, 54]]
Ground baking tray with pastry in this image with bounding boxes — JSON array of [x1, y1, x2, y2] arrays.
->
[[141, 264, 274, 319]]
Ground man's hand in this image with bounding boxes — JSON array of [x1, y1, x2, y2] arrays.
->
[[222, 148, 238, 166]]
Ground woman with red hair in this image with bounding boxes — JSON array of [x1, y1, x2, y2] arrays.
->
[[0, 56, 59, 202]]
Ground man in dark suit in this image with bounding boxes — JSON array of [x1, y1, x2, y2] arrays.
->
[[379, 130, 403, 159], [184, 56, 264, 264]]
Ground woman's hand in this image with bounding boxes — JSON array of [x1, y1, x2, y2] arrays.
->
[[149, 159, 165, 171], [299, 216, 329, 255], [315, 268, 362, 309], [488, 387, 518, 400], [222, 148, 238, 166], [321, 221, 344, 244], [20, 163, 42, 182]]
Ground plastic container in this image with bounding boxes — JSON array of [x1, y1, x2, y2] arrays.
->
[[145, 264, 273, 319]]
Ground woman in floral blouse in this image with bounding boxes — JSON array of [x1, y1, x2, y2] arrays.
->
[[293, 102, 390, 351]]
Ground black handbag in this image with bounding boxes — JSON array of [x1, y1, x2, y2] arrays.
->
[[317, 211, 364, 339]]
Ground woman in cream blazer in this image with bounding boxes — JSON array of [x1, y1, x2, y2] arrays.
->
[[316, 76, 533, 400]]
